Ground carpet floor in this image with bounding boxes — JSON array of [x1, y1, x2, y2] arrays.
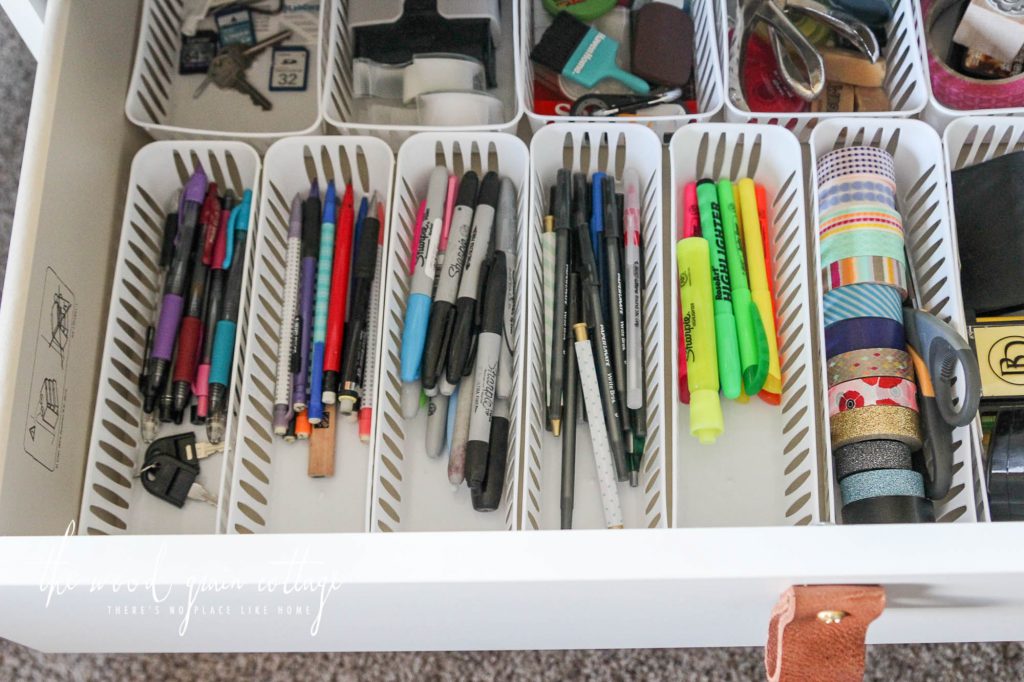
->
[[0, 8, 1022, 681]]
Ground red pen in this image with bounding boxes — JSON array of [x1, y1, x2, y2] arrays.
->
[[755, 184, 782, 406], [194, 192, 233, 419], [322, 183, 355, 404], [359, 202, 387, 443], [677, 182, 700, 405]]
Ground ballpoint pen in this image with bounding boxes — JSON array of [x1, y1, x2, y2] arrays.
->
[[602, 177, 628, 433], [400, 167, 449, 398], [590, 173, 606, 308], [677, 182, 700, 405], [717, 179, 769, 396], [541, 189, 557, 430], [738, 179, 781, 399], [561, 272, 581, 529], [172, 183, 220, 415], [338, 194, 382, 414], [623, 169, 644, 412], [359, 202, 385, 443], [207, 189, 252, 444], [323, 183, 355, 405], [144, 169, 208, 409], [308, 181, 338, 424], [292, 182, 320, 413], [444, 171, 500, 393], [196, 192, 234, 422], [548, 170, 571, 436], [465, 251, 506, 490], [273, 194, 304, 435], [159, 353, 180, 424], [575, 173, 628, 482], [351, 195, 368, 292], [422, 171, 478, 395]]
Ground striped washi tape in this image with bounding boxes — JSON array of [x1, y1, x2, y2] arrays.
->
[[818, 209, 904, 238], [822, 255, 908, 298], [823, 283, 904, 326]]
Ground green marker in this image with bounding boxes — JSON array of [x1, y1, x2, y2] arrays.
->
[[695, 180, 741, 400], [716, 179, 769, 396]]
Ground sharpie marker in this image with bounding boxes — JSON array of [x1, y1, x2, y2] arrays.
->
[[308, 181, 338, 424], [292, 182, 321, 413]]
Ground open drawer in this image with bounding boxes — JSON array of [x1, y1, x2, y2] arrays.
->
[[2, 0, 1024, 654]]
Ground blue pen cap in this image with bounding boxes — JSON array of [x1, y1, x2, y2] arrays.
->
[[209, 319, 237, 386], [400, 293, 432, 383], [591, 173, 605, 234], [323, 180, 337, 222], [222, 190, 253, 269]]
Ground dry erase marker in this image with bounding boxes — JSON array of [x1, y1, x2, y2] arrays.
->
[[738, 179, 780, 397], [273, 194, 304, 434], [696, 180, 741, 400], [677, 237, 724, 444]]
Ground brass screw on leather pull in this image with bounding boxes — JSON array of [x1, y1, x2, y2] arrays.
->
[[817, 610, 847, 624]]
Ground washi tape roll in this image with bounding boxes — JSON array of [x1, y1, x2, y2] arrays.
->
[[817, 146, 896, 184], [841, 494, 935, 524], [820, 229, 906, 268], [825, 316, 906, 358], [827, 348, 915, 387], [840, 468, 926, 505], [817, 181, 897, 215], [830, 404, 922, 450], [822, 255, 908, 298], [818, 209, 904, 239], [828, 377, 919, 416], [823, 283, 904, 326], [834, 440, 913, 480]]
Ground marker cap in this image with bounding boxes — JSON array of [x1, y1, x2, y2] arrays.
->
[[689, 388, 724, 445]]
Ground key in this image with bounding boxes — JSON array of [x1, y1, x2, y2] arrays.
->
[[142, 432, 222, 467], [140, 453, 200, 508], [192, 30, 292, 109]]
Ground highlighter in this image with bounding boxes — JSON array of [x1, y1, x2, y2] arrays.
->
[[716, 179, 769, 396], [677, 182, 701, 405], [738, 179, 781, 397], [677, 237, 724, 444], [695, 180, 742, 400]]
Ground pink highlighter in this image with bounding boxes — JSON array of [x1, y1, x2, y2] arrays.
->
[[678, 182, 701, 404]]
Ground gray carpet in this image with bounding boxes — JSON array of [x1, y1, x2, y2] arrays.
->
[[0, 8, 1023, 681]]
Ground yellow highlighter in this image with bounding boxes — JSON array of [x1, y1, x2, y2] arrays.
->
[[677, 237, 724, 444], [737, 179, 781, 398]]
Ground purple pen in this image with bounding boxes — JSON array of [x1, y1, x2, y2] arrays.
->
[[292, 181, 321, 413], [143, 168, 208, 409], [273, 194, 304, 434]]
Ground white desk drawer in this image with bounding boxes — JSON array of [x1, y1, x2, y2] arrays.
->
[[1, 0, 1024, 654]]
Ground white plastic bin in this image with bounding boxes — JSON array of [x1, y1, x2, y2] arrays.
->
[[523, 123, 669, 530], [226, 136, 395, 534]]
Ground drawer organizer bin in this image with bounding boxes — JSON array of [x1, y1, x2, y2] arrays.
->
[[523, 123, 669, 530], [125, 0, 327, 149], [78, 141, 262, 535], [809, 117, 987, 523], [518, 0, 723, 141], [720, 0, 927, 140], [226, 136, 395, 534], [323, 1, 523, 149], [370, 132, 529, 532], [668, 124, 822, 527]]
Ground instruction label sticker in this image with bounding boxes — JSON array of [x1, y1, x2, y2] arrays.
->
[[23, 268, 77, 471], [270, 46, 309, 91]]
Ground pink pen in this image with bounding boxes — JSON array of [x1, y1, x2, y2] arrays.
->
[[678, 182, 701, 404], [439, 174, 457, 254], [409, 199, 427, 275]]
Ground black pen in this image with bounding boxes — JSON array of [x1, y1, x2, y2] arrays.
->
[[573, 172, 628, 482], [422, 172, 479, 395], [337, 194, 382, 414], [464, 250, 507, 491], [548, 170, 571, 436], [603, 178, 629, 434], [561, 271, 581, 529]]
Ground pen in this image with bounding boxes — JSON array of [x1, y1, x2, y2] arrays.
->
[[445, 381, 459, 474], [323, 183, 355, 405], [678, 182, 700, 404], [465, 251, 507, 490], [717, 179, 769, 396], [172, 183, 220, 415], [439, 174, 458, 254], [696, 179, 742, 400], [273, 194, 304, 434], [295, 409, 312, 440], [602, 177, 628, 433], [541, 189, 557, 431], [400, 167, 449, 387], [426, 393, 450, 458], [548, 170, 571, 436], [678, 237, 724, 444], [422, 171, 478, 395], [574, 173, 628, 482], [590, 174, 606, 310], [448, 370, 475, 486], [145, 169, 208, 409], [308, 181, 338, 424], [561, 272, 581, 529], [738, 179, 781, 399], [293, 183, 321, 413], [359, 202, 385, 443], [623, 169, 644, 412], [207, 189, 253, 444], [444, 171, 500, 393], [195, 192, 234, 421], [351, 195, 368, 296], [338, 194, 382, 414]]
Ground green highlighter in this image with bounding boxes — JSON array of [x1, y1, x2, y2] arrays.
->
[[695, 180, 742, 400], [716, 179, 769, 396]]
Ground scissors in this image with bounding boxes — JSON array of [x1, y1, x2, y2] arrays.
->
[[903, 248, 983, 500], [739, 0, 881, 102]]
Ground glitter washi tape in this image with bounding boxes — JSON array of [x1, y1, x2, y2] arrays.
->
[[825, 316, 906, 358], [842, 494, 935, 524], [827, 348, 915, 387], [840, 468, 926, 505], [822, 255, 908, 299], [830, 404, 923, 450], [828, 377, 919, 416], [823, 283, 905, 327], [833, 440, 914, 481]]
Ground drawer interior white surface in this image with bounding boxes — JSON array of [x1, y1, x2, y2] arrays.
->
[[3, 0, 1024, 654]]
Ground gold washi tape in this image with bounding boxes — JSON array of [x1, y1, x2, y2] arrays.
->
[[830, 405, 923, 450], [827, 348, 914, 388]]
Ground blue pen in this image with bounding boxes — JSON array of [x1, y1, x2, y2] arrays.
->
[[348, 196, 369, 317], [591, 173, 610, 320], [400, 167, 450, 388], [206, 189, 252, 444], [308, 181, 338, 424]]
